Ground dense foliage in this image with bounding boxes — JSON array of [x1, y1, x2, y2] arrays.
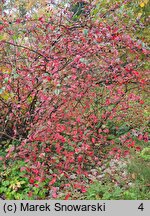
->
[[0, 0, 149, 199]]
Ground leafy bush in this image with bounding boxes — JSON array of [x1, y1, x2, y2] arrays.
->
[[85, 179, 150, 200], [0, 0, 149, 197], [140, 147, 150, 161], [0, 160, 47, 199], [128, 157, 150, 185], [85, 181, 123, 200], [85, 143, 150, 200], [123, 186, 150, 200]]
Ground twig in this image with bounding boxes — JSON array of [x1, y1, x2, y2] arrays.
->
[[0, 132, 20, 142]]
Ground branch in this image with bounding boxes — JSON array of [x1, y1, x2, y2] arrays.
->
[[3, 41, 49, 61], [0, 132, 20, 142]]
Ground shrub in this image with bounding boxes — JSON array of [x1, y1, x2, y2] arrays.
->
[[140, 147, 150, 161], [0, 160, 47, 199], [0, 0, 149, 195]]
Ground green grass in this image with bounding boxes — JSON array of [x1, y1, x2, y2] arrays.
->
[[85, 140, 150, 200]]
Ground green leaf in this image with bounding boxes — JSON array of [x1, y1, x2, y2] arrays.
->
[[0, 35, 4, 41], [4, 77, 9, 83], [12, 35, 18, 40], [83, 29, 88, 36], [14, 73, 19, 78], [2, 180, 10, 186], [0, 87, 5, 94], [107, 135, 115, 140], [92, 8, 99, 15]]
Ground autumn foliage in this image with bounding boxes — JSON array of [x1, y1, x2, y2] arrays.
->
[[0, 0, 149, 197]]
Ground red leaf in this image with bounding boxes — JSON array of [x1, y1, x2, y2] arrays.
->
[[15, 18, 21, 24], [138, 134, 143, 140], [32, 169, 39, 175], [81, 186, 87, 193], [91, 137, 95, 143], [139, 100, 144, 104], [135, 146, 141, 151], [132, 70, 139, 76], [38, 17, 44, 22], [74, 183, 81, 189], [124, 150, 129, 157], [28, 191, 33, 197], [49, 177, 56, 186], [77, 155, 83, 163], [29, 178, 34, 184], [65, 193, 71, 200], [52, 192, 57, 198], [0, 25, 4, 31]]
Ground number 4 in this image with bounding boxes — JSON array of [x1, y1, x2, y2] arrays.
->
[[138, 203, 144, 211]]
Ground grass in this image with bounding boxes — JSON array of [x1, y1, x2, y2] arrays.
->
[[84, 139, 150, 200]]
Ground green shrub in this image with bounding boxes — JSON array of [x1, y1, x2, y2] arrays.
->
[[128, 157, 150, 185], [140, 147, 150, 161], [0, 160, 47, 200], [85, 180, 150, 200], [85, 181, 123, 200]]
